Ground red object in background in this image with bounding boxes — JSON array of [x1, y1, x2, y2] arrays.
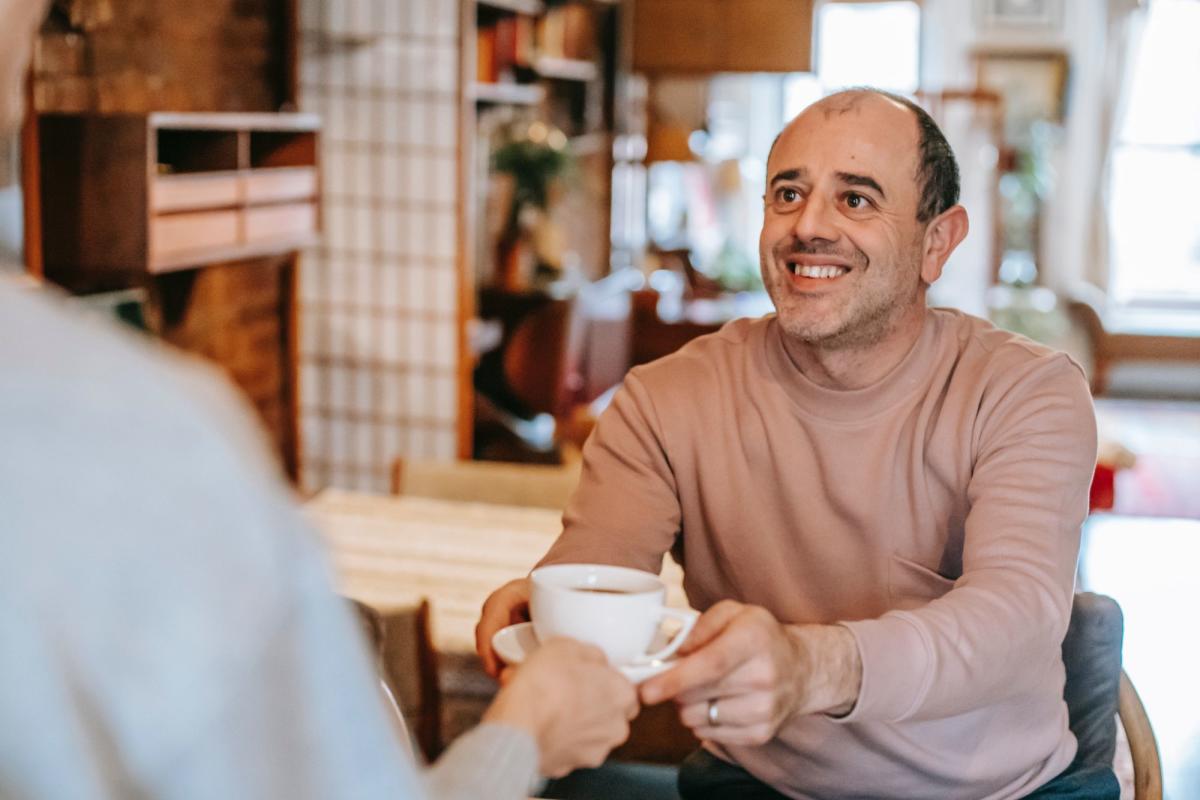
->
[[1090, 464, 1116, 512]]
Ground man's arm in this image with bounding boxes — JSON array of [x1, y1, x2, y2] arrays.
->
[[543, 369, 684, 571], [838, 354, 1095, 723], [642, 354, 1094, 738], [476, 371, 684, 673]]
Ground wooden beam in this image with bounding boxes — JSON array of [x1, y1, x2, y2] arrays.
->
[[633, 0, 813, 74]]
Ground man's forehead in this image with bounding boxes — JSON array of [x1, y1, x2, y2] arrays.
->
[[783, 93, 916, 145], [769, 96, 920, 184]]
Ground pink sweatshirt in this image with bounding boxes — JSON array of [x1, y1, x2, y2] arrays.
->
[[541, 308, 1097, 799]]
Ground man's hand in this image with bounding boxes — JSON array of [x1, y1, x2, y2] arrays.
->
[[638, 600, 862, 746], [484, 638, 639, 778], [475, 578, 532, 677]]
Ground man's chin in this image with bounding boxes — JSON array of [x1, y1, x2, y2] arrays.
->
[[777, 317, 850, 348]]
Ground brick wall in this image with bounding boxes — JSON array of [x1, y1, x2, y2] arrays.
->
[[31, 0, 298, 475], [153, 258, 296, 465], [33, 0, 285, 113]]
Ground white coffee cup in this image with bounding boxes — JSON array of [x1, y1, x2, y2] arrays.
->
[[529, 563, 699, 665]]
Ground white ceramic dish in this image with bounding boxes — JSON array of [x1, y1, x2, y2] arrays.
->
[[491, 621, 678, 684]]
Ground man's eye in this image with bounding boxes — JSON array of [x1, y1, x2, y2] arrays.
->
[[845, 193, 868, 209], [777, 188, 800, 204]]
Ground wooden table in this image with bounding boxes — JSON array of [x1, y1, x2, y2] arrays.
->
[[306, 489, 696, 759]]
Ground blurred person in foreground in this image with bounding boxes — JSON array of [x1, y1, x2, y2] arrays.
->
[[477, 88, 1107, 799], [0, 3, 636, 798]]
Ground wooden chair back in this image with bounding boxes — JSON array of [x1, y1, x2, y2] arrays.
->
[[351, 598, 442, 760], [392, 457, 580, 511], [1062, 592, 1162, 799], [1119, 670, 1163, 800]]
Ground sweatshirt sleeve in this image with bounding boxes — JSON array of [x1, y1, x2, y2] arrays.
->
[[838, 353, 1097, 723], [423, 723, 539, 800], [538, 370, 682, 573]]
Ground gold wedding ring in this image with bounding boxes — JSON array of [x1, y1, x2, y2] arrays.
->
[[707, 697, 720, 727]]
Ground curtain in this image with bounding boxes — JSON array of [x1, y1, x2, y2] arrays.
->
[[1041, 0, 1145, 301], [1084, 0, 1146, 294]]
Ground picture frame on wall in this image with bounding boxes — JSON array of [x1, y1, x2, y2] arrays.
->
[[972, 49, 1069, 144], [977, 0, 1064, 32]]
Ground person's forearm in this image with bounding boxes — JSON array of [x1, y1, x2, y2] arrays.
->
[[423, 723, 538, 800], [785, 623, 863, 717]]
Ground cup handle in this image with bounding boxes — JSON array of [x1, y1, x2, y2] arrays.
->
[[639, 607, 700, 663]]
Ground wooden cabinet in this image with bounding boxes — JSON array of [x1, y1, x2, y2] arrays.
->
[[38, 112, 321, 283], [633, 0, 813, 74]]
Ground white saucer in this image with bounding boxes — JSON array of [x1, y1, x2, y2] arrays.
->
[[491, 622, 678, 684]]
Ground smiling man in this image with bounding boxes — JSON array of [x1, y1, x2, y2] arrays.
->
[[477, 89, 1109, 799]]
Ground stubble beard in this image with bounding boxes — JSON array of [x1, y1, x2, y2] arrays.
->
[[762, 241, 923, 353]]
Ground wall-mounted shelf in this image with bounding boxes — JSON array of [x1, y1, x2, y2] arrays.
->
[[472, 81, 545, 106], [478, 0, 544, 14], [535, 56, 598, 82], [39, 111, 321, 281]]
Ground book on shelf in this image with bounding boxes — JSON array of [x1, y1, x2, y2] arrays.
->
[[477, 24, 497, 83], [536, 4, 596, 61], [478, 14, 536, 86]]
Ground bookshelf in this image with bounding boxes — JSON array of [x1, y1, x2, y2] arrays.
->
[[463, 0, 621, 286], [458, 0, 624, 456]]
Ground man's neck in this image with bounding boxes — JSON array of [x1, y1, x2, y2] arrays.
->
[[782, 304, 928, 391]]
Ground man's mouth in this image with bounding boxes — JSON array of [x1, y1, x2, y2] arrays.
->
[[785, 262, 850, 279]]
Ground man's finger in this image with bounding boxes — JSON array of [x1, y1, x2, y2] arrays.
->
[[673, 658, 763, 706], [677, 691, 772, 731], [639, 623, 751, 704], [676, 600, 744, 657], [687, 722, 776, 748]]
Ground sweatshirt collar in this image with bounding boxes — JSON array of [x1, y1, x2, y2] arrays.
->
[[762, 308, 941, 423]]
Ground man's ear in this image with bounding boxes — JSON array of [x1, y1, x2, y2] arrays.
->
[[919, 205, 969, 285]]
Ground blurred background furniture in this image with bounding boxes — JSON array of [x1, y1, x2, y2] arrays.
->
[[472, 280, 634, 462], [392, 456, 580, 511], [1120, 671, 1163, 800], [1063, 592, 1162, 800], [472, 287, 584, 461], [628, 288, 721, 368], [38, 112, 319, 278], [1066, 290, 1200, 397], [351, 597, 442, 760]]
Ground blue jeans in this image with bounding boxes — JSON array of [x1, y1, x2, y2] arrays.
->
[[677, 749, 1120, 800]]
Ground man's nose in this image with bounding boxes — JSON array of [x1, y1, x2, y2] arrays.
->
[[790, 192, 839, 243]]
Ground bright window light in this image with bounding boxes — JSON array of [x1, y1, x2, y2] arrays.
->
[[816, 2, 920, 94], [1108, 0, 1200, 307]]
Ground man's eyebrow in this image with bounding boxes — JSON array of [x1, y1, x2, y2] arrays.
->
[[768, 167, 807, 187], [836, 171, 886, 198]]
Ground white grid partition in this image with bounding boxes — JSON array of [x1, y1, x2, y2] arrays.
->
[[298, 0, 461, 492]]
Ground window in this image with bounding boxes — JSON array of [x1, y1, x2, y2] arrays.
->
[[786, 0, 921, 122], [815, 1, 920, 95], [632, 2, 921, 288], [1107, 0, 1200, 309]]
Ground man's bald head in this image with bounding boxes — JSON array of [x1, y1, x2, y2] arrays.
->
[[770, 88, 960, 223]]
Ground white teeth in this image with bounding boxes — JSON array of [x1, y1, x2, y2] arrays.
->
[[793, 264, 847, 279]]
